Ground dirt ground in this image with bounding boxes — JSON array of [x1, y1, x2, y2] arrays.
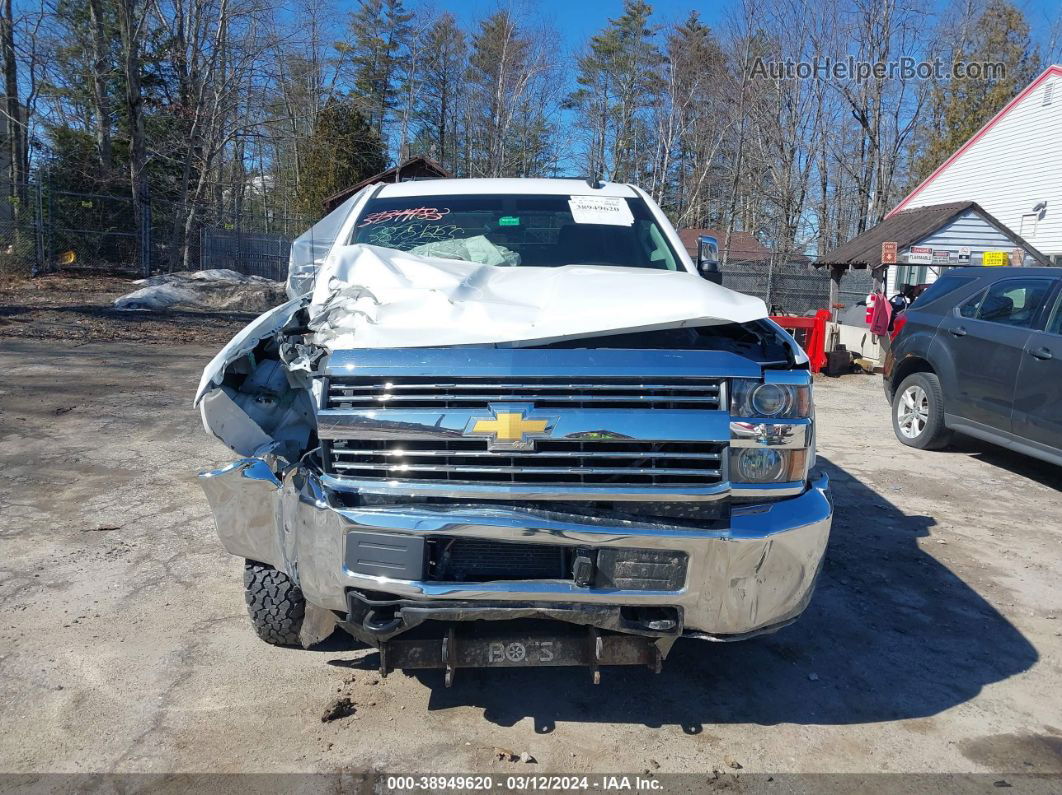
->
[[1, 329, 1061, 780], [0, 272, 259, 345]]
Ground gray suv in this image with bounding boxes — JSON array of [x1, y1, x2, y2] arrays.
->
[[884, 266, 1062, 465]]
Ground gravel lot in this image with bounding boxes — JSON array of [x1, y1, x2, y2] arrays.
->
[[0, 273, 262, 345], [1, 335, 1060, 779]]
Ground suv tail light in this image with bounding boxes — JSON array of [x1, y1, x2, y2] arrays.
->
[[890, 313, 908, 340]]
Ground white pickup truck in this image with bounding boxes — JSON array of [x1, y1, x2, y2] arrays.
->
[[196, 178, 832, 684]]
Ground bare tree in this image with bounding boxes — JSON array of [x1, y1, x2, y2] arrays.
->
[[116, 0, 150, 274], [1, 0, 28, 205], [466, 10, 554, 178], [833, 0, 934, 230], [86, 0, 113, 175]]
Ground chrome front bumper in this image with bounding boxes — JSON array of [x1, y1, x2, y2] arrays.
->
[[199, 461, 832, 638]]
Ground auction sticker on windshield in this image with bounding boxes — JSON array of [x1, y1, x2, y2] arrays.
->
[[568, 196, 634, 226]]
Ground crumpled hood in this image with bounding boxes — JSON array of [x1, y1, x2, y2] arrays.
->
[[308, 244, 768, 349]]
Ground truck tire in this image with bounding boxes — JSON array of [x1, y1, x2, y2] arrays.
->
[[243, 561, 305, 647], [892, 372, 951, 450]]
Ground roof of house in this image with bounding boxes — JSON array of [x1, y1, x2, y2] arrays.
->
[[323, 155, 450, 211], [817, 201, 1051, 268], [888, 64, 1062, 217], [676, 228, 772, 263]]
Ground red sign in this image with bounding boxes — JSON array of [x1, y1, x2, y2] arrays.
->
[[881, 241, 897, 265], [909, 246, 933, 264]]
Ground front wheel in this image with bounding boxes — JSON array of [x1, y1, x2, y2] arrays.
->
[[243, 561, 305, 647], [892, 372, 951, 450]]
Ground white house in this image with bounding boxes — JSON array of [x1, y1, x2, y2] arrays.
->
[[889, 64, 1062, 264]]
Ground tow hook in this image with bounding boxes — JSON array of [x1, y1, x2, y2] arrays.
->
[[362, 608, 402, 635]]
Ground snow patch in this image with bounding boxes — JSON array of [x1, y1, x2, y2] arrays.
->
[[115, 270, 285, 312]]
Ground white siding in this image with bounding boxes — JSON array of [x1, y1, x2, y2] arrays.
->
[[885, 209, 1036, 294], [900, 68, 1062, 257], [915, 210, 1021, 254]]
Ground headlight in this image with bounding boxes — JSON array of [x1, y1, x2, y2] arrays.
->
[[730, 448, 808, 483], [750, 383, 791, 415], [730, 380, 812, 418]]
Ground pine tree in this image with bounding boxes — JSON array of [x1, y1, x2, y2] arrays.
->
[[911, 0, 1040, 184], [346, 0, 413, 142], [414, 12, 466, 172], [567, 0, 662, 182], [296, 98, 386, 217], [664, 11, 726, 224]]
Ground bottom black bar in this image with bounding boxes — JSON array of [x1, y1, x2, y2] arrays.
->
[[379, 625, 663, 685]]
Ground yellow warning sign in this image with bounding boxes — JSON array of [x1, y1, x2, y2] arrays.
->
[[982, 250, 1008, 266]]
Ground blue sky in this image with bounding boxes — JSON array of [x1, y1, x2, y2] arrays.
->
[[449, 1, 727, 47], [440, 0, 1059, 177], [447, 0, 1061, 62]]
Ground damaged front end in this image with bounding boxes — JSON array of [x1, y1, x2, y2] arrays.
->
[[197, 316, 831, 684], [196, 242, 831, 684]]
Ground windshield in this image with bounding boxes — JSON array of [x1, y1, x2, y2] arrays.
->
[[349, 193, 682, 270]]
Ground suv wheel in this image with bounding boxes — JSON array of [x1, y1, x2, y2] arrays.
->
[[243, 561, 305, 647], [892, 372, 951, 450]]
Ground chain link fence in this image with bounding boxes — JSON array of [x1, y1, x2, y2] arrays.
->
[[0, 183, 45, 278], [49, 188, 144, 272], [719, 259, 832, 316], [0, 181, 312, 281], [198, 210, 311, 281], [836, 267, 875, 323]]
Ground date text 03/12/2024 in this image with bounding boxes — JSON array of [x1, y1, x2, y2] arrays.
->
[[383, 776, 665, 791]]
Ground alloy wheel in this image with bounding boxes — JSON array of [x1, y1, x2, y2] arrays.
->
[[897, 385, 930, 439]]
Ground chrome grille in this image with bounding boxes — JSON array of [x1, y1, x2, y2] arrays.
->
[[327, 439, 725, 487], [326, 376, 723, 411]]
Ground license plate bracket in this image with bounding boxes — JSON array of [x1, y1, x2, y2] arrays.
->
[[380, 626, 663, 686]]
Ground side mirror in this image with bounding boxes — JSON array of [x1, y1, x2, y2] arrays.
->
[[698, 260, 723, 284], [696, 236, 722, 284]]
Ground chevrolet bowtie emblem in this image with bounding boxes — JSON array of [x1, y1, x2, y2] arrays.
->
[[465, 404, 557, 451]]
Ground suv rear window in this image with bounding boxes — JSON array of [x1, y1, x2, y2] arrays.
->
[[349, 194, 681, 270], [908, 274, 976, 309]]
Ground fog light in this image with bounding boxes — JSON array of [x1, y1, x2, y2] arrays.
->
[[730, 448, 809, 485], [735, 447, 784, 481]]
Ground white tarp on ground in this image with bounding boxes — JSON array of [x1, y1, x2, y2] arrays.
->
[[115, 269, 285, 312], [307, 244, 768, 350]]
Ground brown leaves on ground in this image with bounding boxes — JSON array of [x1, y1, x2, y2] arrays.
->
[[0, 271, 260, 345]]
